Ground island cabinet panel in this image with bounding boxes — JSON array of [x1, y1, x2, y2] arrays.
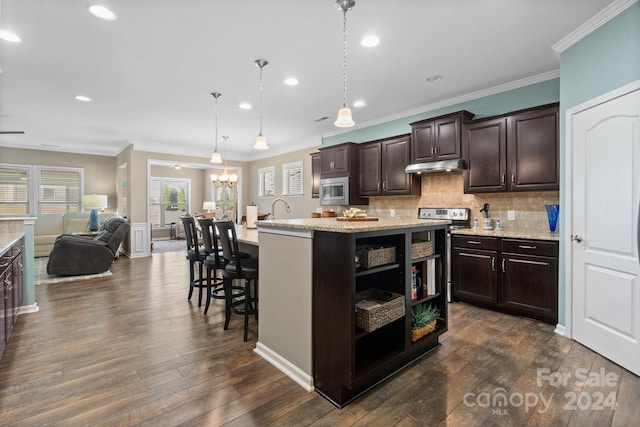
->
[[451, 235, 558, 324], [313, 225, 448, 408], [410, 110, 474, 164]]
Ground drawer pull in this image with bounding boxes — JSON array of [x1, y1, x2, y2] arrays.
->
[[467, 240, 482, 245], [0, 262, 9, 268], [518, 245, 537, 250]]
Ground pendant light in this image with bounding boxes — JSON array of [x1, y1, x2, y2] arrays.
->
[[335, 0, 355, 127], [254, 59, 269, 150], [210, 92, 223, 164], [211, 136, 238, 188]]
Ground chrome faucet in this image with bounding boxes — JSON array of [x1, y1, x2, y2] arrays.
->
[[271, 198, 291, 220]]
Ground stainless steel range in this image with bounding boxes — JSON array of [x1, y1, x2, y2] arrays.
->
[[418, 207, 471, 302]]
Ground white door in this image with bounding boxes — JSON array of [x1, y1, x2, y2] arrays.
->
[[570, 83, 640, 376]]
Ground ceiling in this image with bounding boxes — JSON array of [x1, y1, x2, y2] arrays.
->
[[0, 0, 614, 161]]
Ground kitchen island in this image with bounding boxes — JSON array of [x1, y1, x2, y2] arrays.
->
[[255, 217, 450, 407]]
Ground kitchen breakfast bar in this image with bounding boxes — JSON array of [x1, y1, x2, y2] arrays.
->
[[254, 217, 450, 407]]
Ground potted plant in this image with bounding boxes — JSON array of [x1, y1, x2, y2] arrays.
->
[[411, 304, 440, 342]]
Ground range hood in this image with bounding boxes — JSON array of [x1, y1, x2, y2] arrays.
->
[[405, 159, 467, 174]]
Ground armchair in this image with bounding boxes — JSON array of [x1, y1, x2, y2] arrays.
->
[[46, 217, 130, 276]]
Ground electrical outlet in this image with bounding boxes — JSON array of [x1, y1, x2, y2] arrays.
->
[[507, 210, 515, 220], [389, 209, 396, 218]]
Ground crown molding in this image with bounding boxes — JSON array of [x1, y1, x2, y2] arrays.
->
[[552, 0, 637, 54], [323, 70, 560, 139]]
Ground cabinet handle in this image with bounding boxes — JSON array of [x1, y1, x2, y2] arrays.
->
[[491, 257, 495, 271], [466, 240, 482, 245], [382, 181, 387, 191], [502, 258, 506, 273], [0, 262, 8, 268], [377, 181, 381, 191], [511, 173, 515, 185], [501, 173, 505, 186], [518, 245, 536, 250], [431, 146, 436, 155]]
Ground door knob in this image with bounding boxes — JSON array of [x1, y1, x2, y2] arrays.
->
[[571, 235, 583, 243]]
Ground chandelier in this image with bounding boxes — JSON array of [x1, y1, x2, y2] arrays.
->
[[211, 136, 238, 188]]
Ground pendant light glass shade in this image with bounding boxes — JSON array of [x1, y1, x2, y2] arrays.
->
[[210, 152, 222, 163], [335, 0, 355, 128], [254, 134, 268, 150], [335, 105, 355, 127], [254, 59, 269, 149], [210, 92, 223, 163]]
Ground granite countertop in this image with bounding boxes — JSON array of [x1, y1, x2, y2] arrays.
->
[[234, 224, 259, 246], [257, 217, 451, 233], [0, 232, 23, 257], [451, 228, 560, 241]]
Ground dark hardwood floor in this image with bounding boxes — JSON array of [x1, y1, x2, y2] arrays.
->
[[1, 250, 639, 426]]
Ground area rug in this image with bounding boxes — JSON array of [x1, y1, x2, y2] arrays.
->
[[34, 257, 112, 285], [151, 238, 185, 253]]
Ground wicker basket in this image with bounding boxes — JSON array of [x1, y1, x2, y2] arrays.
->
[[411, 319, 437, 342], [355, 289, 405, 332], [357, 245, 396, 268], [411, 239, 433, 259]]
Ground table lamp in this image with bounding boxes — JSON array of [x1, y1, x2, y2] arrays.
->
[[203, 201, 216, 213], [82, 194, 108, 231]]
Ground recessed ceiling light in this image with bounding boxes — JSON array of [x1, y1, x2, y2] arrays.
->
[[425, 74, 443, 83], [353, 100, 366, 108], [89, 5, 117, 21], [239, 103, 252, 110], [361, 35, 379, 47], [0, 30, 21, 43], [75, 95, 91, 102], [284, 77, 299, 86]]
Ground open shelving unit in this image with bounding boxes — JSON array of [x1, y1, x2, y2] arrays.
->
[[312, 224, 448, 408]]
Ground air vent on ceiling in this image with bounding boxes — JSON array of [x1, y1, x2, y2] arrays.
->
[[315, 116, 329, 122]]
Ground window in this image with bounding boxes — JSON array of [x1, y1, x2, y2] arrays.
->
[[258, 166, 275, 197], [0, 164, 83, 215], [37, 167, 82, 214], [0, 165, 29, 215], [282, 161, 303, 196], [149, 177, 190, 227]]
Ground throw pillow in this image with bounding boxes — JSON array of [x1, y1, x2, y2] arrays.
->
[[65, 218, 89, 233]]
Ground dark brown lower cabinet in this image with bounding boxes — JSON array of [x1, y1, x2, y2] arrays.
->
[[1, 238, 23, 361], [313, 226, 447, 408], [451, 235, 558, 324]]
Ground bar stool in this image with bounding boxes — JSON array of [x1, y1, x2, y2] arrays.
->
[[215, 220, 259, 341], [198, 217, 226, 314], [180, 216, 207, 307]]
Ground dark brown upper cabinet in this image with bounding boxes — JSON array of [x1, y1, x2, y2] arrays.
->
[[319, 142, 355, 178], [310, 152, 320, 198], [463, 103, 559, 193], [410, 110, 475, 164], [358, 134, 420, 197]]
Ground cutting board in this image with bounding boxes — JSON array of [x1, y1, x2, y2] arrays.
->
[[336, 216, 379, 222]]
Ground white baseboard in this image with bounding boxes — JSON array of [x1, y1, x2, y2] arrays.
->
[[554, 324, 566, 336], [254, 342, 314, 392], [18, 303, 39, 314]]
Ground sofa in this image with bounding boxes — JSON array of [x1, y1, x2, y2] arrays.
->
[[34, 212, 119, 257]]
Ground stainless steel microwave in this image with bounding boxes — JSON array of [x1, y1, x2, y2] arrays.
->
[[319, 176, 350, 206]]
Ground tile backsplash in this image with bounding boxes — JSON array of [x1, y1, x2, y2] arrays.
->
[[366, 173, 560, 233]]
